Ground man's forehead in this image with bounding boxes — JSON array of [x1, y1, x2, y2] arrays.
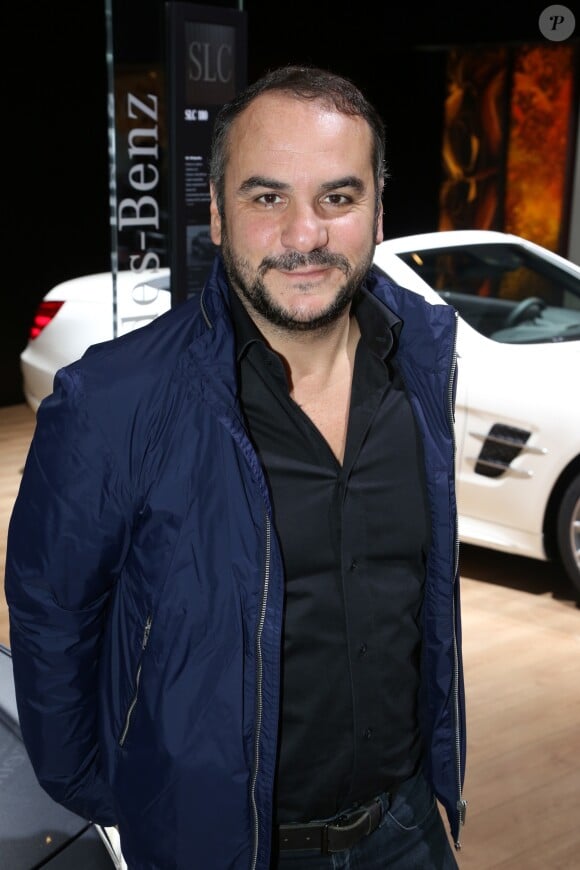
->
[[231, 92, 369, 141], [227, 94, 373, 170]]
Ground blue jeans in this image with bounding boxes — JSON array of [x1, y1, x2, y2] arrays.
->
[[274, 771, 459, 869]]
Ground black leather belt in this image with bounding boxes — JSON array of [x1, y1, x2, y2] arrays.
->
[[278, 797, 383, 854]]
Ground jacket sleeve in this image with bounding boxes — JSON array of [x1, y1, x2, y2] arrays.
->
[[4, 366, 132, 825]]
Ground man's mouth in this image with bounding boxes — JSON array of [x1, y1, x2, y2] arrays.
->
[[260, 251, 350, 278]]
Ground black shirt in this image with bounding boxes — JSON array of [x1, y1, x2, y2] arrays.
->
[[229, 285, 431, 824]]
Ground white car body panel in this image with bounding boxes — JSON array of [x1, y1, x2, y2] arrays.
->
[[21, 270, 171, 412], [456, 334, 580, 560]]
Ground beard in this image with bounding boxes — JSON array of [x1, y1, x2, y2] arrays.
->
[[220, 229, 375, 333]]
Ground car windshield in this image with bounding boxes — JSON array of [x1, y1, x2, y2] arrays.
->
[[397, 243, 580, 344]]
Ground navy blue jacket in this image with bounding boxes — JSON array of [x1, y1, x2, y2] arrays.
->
[[5, 256, 466, 869]]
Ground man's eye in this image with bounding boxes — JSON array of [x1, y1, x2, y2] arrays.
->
[[256, 193, 283, 206], [323, 193, 351, 206]]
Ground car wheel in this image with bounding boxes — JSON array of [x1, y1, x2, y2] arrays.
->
[[556, 473, 580, 598]]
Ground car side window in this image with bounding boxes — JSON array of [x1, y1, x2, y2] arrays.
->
[[399, 244, 580, 343]]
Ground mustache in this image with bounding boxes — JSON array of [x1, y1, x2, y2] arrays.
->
[[258, 250, 351, 276]]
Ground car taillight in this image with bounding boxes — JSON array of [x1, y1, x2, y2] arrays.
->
[[29, 301, 65, 340]]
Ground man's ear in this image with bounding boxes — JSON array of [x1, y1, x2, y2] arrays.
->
[[209, 182, 222, 245]]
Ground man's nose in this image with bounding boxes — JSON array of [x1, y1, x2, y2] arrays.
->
[[280, 202, 329, 252]]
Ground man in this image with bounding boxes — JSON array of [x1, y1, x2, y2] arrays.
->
[[5, 66, 466, 869]]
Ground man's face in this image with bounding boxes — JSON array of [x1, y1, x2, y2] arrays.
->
[[210, 93, 383, 332]]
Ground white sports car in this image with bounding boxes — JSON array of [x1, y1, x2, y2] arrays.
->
[[20, 230, 580, 598]]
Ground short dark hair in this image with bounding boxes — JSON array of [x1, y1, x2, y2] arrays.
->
[[209, 65, 387, 218]]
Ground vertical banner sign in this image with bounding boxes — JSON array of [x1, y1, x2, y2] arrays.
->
[[165, 2, 247, 304], [105, 0, 170, 338]]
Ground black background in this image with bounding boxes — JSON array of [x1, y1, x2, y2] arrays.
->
[[4, 0, 556, 406]]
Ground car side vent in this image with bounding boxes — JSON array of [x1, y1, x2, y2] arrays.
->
[[473, 424, 532, 478]]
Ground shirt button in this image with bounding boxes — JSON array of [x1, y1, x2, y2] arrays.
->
[[359, 643, 368, 656], [349, 560, 358, 571], [363, 728, 373, 741]]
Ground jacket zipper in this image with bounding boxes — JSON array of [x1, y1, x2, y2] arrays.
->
[[119, 615, 152, 747], [250, 513, 272, 870], [448, 313, 467, 848]]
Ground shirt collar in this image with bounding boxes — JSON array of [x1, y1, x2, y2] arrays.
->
[[354, 284, 402, 360], [228, 285, 265, 362]]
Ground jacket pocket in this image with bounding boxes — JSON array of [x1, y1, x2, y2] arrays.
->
[[118, 614, 152, 746]]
